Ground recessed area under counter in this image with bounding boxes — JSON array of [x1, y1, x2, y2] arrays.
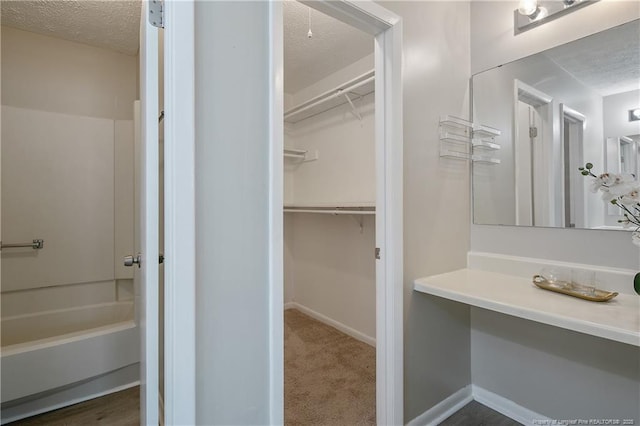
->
[[414, 269, 640, 347]]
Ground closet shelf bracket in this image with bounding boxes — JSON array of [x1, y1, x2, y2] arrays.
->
[[284, 148, 319, 163], [350, 214, 365, 233], [342, 92, 363, 121]]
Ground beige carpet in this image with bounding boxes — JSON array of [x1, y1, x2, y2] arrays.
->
[[285, 309, 376, 426]]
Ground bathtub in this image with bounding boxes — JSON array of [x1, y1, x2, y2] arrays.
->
[[1, 301, 139, 413]]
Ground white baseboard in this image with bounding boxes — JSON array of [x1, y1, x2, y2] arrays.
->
[[286, 302, 375, 347], [407, 384, 550, 426], [406, 385, 473, 426], [472, 385, 550, 426]]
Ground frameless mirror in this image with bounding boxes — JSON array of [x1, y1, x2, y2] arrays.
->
[[472, 19, 640, 229]]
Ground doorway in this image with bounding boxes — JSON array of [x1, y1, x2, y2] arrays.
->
[[270, 1, 403, 424], [514, 80, 554, 227], [282, 2, 376, 423], [0, 2, 141, 423], [560, 104, 586, 229]]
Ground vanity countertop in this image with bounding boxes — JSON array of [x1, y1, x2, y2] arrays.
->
[[414, 269, 640, 347]]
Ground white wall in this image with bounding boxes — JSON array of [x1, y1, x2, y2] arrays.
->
[[1, 27, 136, 318], [373, 1, 474, 422], [194, 2, 271, 424], [289, 94, 375, 206], [604, 89, 640, 139], [291, 54, 374, 106], [286, 213, 376, 340], [1, 107, 115, 291], [470, 2, 640, 422], [1, 26, 137, 120]]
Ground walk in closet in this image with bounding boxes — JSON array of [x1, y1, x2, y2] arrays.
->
[[283, 1, 377, 423], [284, 66, 376, 339]]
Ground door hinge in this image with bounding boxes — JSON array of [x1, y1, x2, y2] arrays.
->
[[375, 247, 381, 260], [529, 126, 538, 138], [149, 0, 164, 29]]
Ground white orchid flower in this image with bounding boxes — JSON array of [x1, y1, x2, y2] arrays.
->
[[620, 187, 640, 207], [589, 173, 614, 193], [581, 163, 640, 246]]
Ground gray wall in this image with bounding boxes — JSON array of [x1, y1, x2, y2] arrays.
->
[[375, 1, 473, 422], [470, 2, 640, 422], [471, 309, 640, 422], [195, 2, 271, 424]]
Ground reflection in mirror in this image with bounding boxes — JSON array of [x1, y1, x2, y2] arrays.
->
[[605, 135, 640, 217], [472, 19, 640, 230]]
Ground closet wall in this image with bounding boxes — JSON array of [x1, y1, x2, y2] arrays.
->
[[284, 54, 376, 343]]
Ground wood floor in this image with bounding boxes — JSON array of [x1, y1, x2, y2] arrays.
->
[[6, 387, 139, 426]]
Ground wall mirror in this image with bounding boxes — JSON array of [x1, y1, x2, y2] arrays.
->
[[471, 19, 640, 229]]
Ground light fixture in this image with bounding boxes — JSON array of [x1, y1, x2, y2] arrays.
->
[[629, 108, 640, 122], [517, 0, 547, 20], [515, 0, 599, 35], [518, 0, 538, 16]]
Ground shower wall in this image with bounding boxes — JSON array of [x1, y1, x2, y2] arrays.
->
[[1, 26, 137, 322]]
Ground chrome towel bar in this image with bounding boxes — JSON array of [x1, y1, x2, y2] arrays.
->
[[1, 239, 44, 250]]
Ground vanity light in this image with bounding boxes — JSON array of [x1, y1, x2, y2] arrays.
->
[[629, 108, 640, 122], [515, 0, 599, 35], [517, 0, 547, 21], [518, 0, 538, 16]]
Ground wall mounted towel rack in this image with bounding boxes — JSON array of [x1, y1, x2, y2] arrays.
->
[[1, 239, 44, 250]]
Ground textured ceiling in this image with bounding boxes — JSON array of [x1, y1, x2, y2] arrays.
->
[[544, 20, 640, 97], [1, 0, 373, 85], [1, 0, 141, 55], [284, 0, 373, 94]]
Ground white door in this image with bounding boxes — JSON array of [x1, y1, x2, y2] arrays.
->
[[137, 3, 160, 425]]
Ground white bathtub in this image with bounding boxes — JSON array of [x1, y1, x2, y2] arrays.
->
[[1, 301, 139, 408]]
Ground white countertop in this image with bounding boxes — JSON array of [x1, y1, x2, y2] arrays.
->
[[414, 269, 640, 347]]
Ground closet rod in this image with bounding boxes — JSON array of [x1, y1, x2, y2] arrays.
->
[[284, 75, 374, 120], [283, 209, 375, 215]]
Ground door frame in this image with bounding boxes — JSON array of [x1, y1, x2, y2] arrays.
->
[[559, 103, 586, 228], [162, 1, 196, 425], [160, 0, 402, 424], [139, 3, 160, 424], [268, 2, 404, 425], [513, 79, 554, 227]]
